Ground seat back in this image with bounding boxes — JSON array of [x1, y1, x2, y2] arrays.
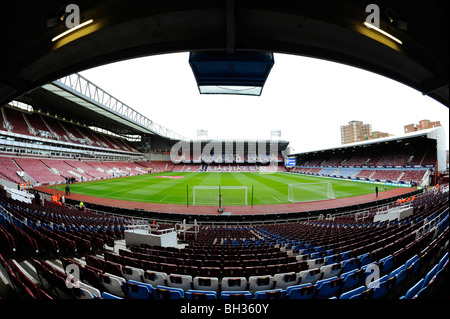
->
[[125, 281, 152, 299], [299, 268, 322, 284], [101, 291, 123, 299], [76, 281, 101, 299], [307, 258, 325, 270], [121, 265, 144, 282], [248, 275, 274, 293], [221, 277, 248, 291], [254, 289, 286, 299], [379, 255, 394, 275], [403, 278, 424, 299], [167, 274, 193, 292], [316, 276, 343, 299], [273, 272, 300, 289], [153, 285, 184, 299], [339, 285, 366, 299], [320, 263, 342, 280], [193, 277, 219, 291], [342, 257, 360, 273], [368, 275, 396, 299], [143, 270, 168, 286], [220, 291, 253, 299], [286, 283, 317, 299], [99, 273, 126, 297], [340, 269, 364, 293], [185, 290, 218, 300]]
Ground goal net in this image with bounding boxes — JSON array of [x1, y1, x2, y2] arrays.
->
[[288, 182, 335, 203], [193, 186, 248, 206]]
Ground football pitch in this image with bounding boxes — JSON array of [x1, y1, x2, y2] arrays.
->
[[51, 172, 399, 206]]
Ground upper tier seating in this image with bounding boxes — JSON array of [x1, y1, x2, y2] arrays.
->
[[2, 108, 32, 136]]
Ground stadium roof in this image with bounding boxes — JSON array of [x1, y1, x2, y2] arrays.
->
[[292, 127, 446, 155], [0, 0, 448, 108], [15, 73, 187, 140], [291, 126, 447, 171]]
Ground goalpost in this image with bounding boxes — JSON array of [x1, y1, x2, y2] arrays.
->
[[192, 186, 248, 206], [288, 182, 335, 203]]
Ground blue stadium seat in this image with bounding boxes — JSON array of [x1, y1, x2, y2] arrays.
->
[[325, 253, 342, 265], [405, 255, 419, 269], [102, 291, 123, 299], [406, 258, 422, 282], [340, 251, 353, 261], [378, 255, 394, 275], [358, 253, 374, 267], [401, 278, 424, 299], [414, 264, 447, 299], [339, 286, 367, 299], [340, 269, 364, 293], [153, 285, 184, 299], [388, 265, 408, 296], [254, 289, 286, 300], [315, 276, 343, 299], [423, 264, 439, 287], [438, 252, 448, 270], [185, 290, 217, 300], [125, 280, 153, 299], [286, 283, 317, 299], [220, 291, 253, 300], [367, 275, 396, 299], [341, 257, 360, 274]]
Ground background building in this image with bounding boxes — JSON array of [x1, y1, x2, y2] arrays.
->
[[405, 119, 442, 133], [340, 121, 372, 145], [341, 121, 396, 145]]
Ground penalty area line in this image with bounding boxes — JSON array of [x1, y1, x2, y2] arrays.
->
[[272, 196, 282, 202]]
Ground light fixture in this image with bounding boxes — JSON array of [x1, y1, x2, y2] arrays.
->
[[363, 22, 402, 44], [51, 19, 94, 42]]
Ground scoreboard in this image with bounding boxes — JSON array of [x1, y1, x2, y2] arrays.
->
[[285, 158, 296, 167]]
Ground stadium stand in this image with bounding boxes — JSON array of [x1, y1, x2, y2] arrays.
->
[[0, 183, 447, 299]]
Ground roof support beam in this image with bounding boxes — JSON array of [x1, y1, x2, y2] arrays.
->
[[226, 0, 236, 54]]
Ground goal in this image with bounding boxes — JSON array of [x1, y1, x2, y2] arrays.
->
[[192, 186, 248, 206], [288, 182, 335, 203]]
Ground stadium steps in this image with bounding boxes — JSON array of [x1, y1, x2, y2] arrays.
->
[[0, 264, 16, 297], [15, 259, 41, 285]]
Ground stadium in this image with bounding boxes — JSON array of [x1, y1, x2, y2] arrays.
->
[[0, 0, 448, 311]]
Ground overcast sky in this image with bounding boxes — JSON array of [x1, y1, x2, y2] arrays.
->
[[79, 52, 449, 153]]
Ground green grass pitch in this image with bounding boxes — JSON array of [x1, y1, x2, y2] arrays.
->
[[51, 172, 399, 206]]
